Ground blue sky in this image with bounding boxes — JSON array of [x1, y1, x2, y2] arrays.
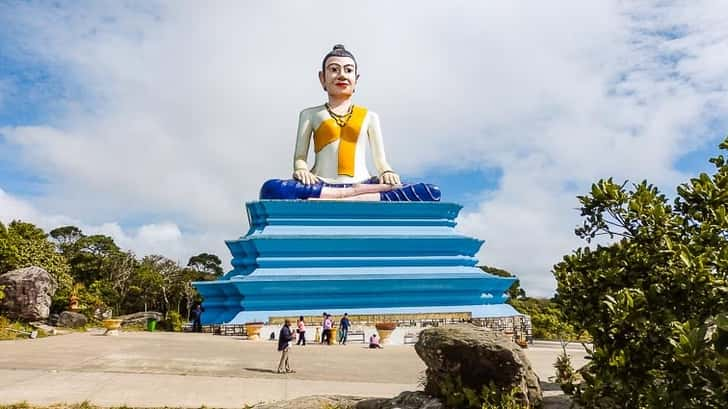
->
[[2, 1, 728, 296]]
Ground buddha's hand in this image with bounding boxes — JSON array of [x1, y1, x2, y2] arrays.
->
[[293, 169, 319, 185], [380, 171, 401, 185]]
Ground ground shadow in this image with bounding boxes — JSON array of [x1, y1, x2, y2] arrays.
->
[[243, 367, 279, 374]]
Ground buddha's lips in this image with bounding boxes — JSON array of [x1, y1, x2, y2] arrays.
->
[[335, 82, 348, 87]]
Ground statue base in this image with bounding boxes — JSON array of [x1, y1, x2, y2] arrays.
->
[[193, 200, 516, 324]]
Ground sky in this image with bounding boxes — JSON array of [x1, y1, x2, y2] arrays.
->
[[1, 1, 727, 297]]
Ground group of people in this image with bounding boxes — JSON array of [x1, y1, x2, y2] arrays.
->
[[293, 312, 352, 346], [276, 312, 383, 374]]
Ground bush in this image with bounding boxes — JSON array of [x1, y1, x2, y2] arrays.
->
[[167, 311, 183, 332], [157, 311, 184, 332], [436, 374, 526, 409], [554, 138, 728, 408]]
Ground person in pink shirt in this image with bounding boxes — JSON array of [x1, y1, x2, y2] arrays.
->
[[296, 315, 306, 346], [369, 333, 383, 349], [322, 314, 333, 344]]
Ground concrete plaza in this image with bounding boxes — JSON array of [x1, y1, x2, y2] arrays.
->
[[0, 330, 588, 407]]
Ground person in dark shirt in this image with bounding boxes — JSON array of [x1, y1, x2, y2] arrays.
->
[[339, 313, 351, 344], [191, 303, 204, 332], [277, 319, 295, 373]]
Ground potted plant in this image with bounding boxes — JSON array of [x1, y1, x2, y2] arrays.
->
[[245, 321, 264, 340], [375, 322, 397, 344]]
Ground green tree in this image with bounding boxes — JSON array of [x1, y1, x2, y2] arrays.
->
[[49, 225, 84, 253], [0, 221, 73, 309], [553, 139, 728, 408], [187, 252, 224, 278], [67, 234, 121, 285]]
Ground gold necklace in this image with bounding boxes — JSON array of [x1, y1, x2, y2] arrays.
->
[[325, 103, 354, 127]]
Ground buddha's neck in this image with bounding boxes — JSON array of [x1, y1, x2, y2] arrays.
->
[[327, 96, 353, 115]]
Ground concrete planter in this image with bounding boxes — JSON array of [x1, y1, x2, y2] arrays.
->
[[375, 322, 397, 344], [245, 322, 264, 340], [103, 319, 123, 336]]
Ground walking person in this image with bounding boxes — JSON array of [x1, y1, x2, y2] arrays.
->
[[277, 319, 295, 373], [191, 302, 204, 332], [339, 313, 351, 344], [296, 315, 306, 346]]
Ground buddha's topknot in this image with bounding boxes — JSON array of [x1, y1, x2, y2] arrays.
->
[[322, 44, 357, 72]]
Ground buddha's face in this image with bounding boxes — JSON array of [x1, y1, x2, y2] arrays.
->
[[319, 56, 358, 98]]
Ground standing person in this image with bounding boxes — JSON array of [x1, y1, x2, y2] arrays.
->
[[277, 319, 295, 373], [296, 315, 307, 346], [191, 302, 204, 332], [322, 314, 333, 344], [339, 313, 351, 345]]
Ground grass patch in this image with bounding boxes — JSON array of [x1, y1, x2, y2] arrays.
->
[[0, 316, 47, 341]]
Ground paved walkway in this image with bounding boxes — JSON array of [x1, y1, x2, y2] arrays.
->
[[0, 330, 588, 407]]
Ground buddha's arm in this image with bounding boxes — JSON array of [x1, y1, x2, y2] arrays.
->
[[367, 112, 401, 185], [292, 109, 317, 185]]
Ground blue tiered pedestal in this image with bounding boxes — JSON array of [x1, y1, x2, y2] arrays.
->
[[193, 201, 517, 324]]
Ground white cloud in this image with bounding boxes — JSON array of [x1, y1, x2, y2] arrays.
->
[[1, 1, 728, 296], [0, 188, 229, 267]]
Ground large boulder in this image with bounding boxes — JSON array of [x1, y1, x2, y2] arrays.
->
[[58, 311, 87, 328], [0, 266, 58, 321], [415, 323, 542, 408]]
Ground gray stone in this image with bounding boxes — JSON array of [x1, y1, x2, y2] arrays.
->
[[249, 392, 443, 409], [58, 311, 87, 328], [250, 395, 367, 409], [414, 323, 542, 408], [0, 266, 58, 321], [357, 391, 444, 409]]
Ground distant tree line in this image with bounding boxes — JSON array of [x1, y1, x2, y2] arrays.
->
[[479, 265, 584, 341], [0, 222, 222, 320]]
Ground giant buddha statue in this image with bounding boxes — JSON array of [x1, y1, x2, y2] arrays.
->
[[261, 45, 440, 202]]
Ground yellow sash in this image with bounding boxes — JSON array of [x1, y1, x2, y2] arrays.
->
[[313, 105, 368, 177]]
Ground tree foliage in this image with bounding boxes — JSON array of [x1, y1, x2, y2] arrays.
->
[[0, 221, 218, 322], [479, 265, 581, 340], [554, 138, 728, 408], [187, 252, 224, 277], [0, 221, 73, 306]]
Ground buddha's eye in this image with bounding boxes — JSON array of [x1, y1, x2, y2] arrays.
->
[[345, 67, 354, 74]]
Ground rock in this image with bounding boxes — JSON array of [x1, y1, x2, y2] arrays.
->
[[357, 392, 444, 409], [29, 321, 58, 335], [58, 311, 87, 328], [116, 311, 163, 326], [250, 395, 367, 409], [414, 323, 542, 408], [0, 266, 58, 321], [248, 393, 443, 409]]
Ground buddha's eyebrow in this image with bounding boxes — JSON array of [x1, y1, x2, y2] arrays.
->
[[327, 63, 356, 69]]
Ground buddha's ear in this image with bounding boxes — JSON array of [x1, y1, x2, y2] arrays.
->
[[318, 71, 326, 90]]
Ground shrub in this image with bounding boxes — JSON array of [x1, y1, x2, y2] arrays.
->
[[436, 374, 526, 409], [167, 311, 183, 332], [554, 138, 728, 408]]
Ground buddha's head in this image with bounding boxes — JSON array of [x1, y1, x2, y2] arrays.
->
[[319, 44, 359, 98]]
